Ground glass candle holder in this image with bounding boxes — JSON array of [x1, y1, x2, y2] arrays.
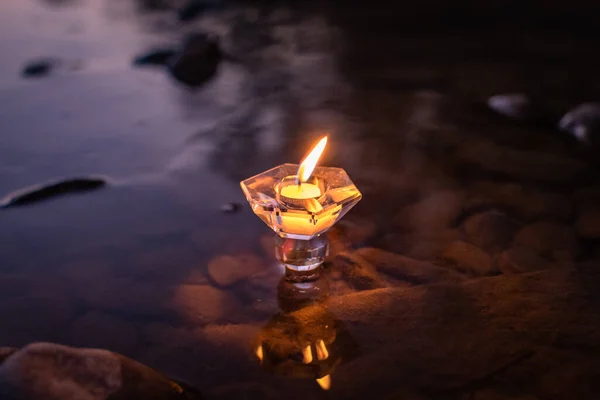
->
[[241, 163, 361, 281]]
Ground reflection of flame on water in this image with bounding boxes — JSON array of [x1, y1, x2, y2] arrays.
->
[[297, 136, 327, 183], [302, 345, 313, 364], [316, 374, 331, 390], [255, 345, 264, 363], [316, 339, 329, 361]]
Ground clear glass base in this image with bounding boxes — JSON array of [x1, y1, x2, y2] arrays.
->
[[274, 234, 329, 282]]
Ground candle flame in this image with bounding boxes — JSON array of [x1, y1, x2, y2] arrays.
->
[[297, 136, 327, 183], [316, 375, 331, 390]]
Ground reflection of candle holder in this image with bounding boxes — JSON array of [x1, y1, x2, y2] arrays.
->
[[253, 276, 359, 390], [241, 163, 361, 282]]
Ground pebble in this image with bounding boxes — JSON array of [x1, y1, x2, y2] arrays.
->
[[21, 59, 57, 78], [168, 33, 222, 88], [220, 202, 241, 213], [513, 221, 579, 261], [487, 93, 534, 120], [559, 102, 600, 144], [462, 210, 521, 253], [497, 247, 553, 275], [442, 240, 498, 276]]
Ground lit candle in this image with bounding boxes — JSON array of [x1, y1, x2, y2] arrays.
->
[[279, 136, 328, 200]]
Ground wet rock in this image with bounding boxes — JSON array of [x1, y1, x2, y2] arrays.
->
[[0, 343, 121, 400], [324, 265, 600, 398], [172, 284, 240, 325], [442, 240, 498, 277], [456, 139, 587, 183], [208, 253, 267, 287], [575, 208, 600, 239], [0, 295, 75, 346], [0, 176, 107, 208], [133, 48, 176, 67], [66, 311, 138, 356], [487, 93, 535, 120], [354, 247, 465, 285], [168, 33, 222, 88], [0, 342, 202, 400], [497, 247, 553, 275], [0, 348, 17, 363], [467, 181, 572, 221], [220, 202, 241, 213], [394, 190, 464, 233], [559, 102, 600, 144], [328, 252, 386, 291], [513, 221, 579, 261], [462, 210, 521, 253], [21, 59, 57, 78]]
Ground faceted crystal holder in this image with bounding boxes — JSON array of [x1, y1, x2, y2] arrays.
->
[[241, 163, 361, 281]]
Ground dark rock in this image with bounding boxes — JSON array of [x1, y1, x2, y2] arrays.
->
[[220, 202, 241, 213], [172, 284, 240, 325], [66, 311, 138, 356], [442, 240, 498, 277], [467, 181, 572, 221], [497, 247, 554, 275], [207, 253, 267, 287], [0, 176, 107, 208], [575, 208, 600, 239], [354, 247, 465, 285], [133, 48, 176, 67], [559, 103, 600, 145], [462, 210, 521, 253], [21, 59, 57, 78], [513, 221, 579, 261], [168, 33, 222, 88], [0, 342, 202, 400]]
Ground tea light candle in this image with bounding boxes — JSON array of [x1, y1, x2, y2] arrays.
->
[[279, 183, 321, 199], [279, 136, 328, 200]]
